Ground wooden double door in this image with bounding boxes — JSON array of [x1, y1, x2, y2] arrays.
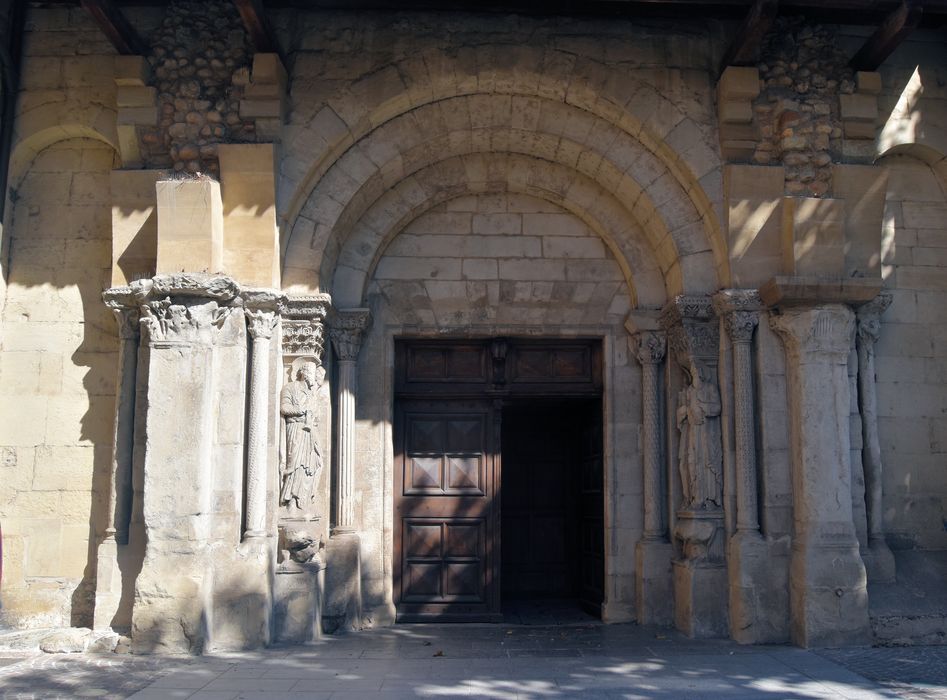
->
[[393, 339, 604, 622]]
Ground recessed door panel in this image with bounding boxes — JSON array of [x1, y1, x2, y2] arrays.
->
[[394, 400, 499, 621]]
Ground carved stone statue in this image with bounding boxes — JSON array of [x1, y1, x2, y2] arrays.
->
[[676, 364, 722, 511], [279, 362, 325, 512]]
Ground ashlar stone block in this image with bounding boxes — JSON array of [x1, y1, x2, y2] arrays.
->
[[155, 178, 224, 275], [781, 197, 846, 278], [725, 165, 785, 287], [219, 144, 280, 287]]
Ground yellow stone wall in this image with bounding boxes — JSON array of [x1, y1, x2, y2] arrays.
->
[[0, 139, 117, 628]]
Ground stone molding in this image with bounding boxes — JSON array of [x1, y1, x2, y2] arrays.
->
[[329, 309, 372, 362]]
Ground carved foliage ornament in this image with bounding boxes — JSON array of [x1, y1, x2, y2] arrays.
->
[[329, 309, 371, 362], [280, 294, 331, 360], [856, 291, 892, 347], [634, 331, 666, 366]]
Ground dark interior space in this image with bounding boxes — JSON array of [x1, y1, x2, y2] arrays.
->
[[500, 398, 603, 621]]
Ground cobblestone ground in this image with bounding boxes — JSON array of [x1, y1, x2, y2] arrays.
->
[[0, 625, 944, 699], [819, 647, 947, 700]]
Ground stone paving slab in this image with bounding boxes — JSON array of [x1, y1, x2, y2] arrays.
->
[[0, 624, 944, 699]]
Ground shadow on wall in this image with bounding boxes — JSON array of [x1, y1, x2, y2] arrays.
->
[[0, 137, 121, 629]]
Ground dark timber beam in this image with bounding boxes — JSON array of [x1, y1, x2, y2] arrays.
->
[[80, 0, 148, 56], [719, 0, 779, 75], [233, 0, 282, 57], [850, 0, 924, 71]]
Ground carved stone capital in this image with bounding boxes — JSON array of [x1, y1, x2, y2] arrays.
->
[[119, 274, 240, 347], [280, 294, 332, 360], [855, 291, 892, 346], [103, 287, 141, 340], [769, 304, 854, 363], [724, 311, 760, 343], [246, 309, 278, 340], [243, 289, 282, 342], [660, 295, 719, 367], [713, 290, 762, 343], [329, 308, 371, 362], [634, 331, 666, 366]]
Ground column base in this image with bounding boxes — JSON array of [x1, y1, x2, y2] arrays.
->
[[862, 538, 896, 584], [790, 537, 871, 647], [92, 537, 122, 631], [636, 538, 674, 626], [728, 531, 790, 644], [673, 558, 729, 638], [324, 532, 362, 633], [274, 562, 326, 643]]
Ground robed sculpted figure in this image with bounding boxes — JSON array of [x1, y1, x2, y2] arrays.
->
[[280, 363, 325, 511], [676, 367, 722, 510]]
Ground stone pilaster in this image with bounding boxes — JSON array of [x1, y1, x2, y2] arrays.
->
[[93, 289, 140, 630], [126, 274, 241, 653], [660, 295, 728, 638], [243, 290, 280, 540], [769, 304, 870, 647], [632, 329, 674, 626], [855, 292, 895, 583]]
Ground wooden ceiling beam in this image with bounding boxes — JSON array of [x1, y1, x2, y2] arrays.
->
[[80, 0, 148, 55], [719, 0, 779, 74], [850, 0, 925, 70], [233, 0, 282, 58]]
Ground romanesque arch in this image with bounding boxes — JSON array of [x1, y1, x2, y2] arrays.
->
[[279, 45, 729, 299]]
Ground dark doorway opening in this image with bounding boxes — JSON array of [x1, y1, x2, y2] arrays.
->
[[393, 338, 604, 623], [501, 399, 604, 623]]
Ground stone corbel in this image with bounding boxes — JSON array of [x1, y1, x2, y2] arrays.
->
[[717, 66, 761, 162], [239, 53, 287, 141], [114, 55, 157, 168], [854, 291, 896, 583]]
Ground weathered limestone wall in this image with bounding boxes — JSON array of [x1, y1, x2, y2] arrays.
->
[[0, 138, 116, 628], [874, 156, 947, 551], [355, 192, 643, 622]]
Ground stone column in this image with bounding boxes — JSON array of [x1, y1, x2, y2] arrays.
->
[[632, 329, 674, 625], [127, 274, 240, 653], [324, 308, 370, 633], [660, 295, 728, 638], [769, 304, 870, 647], [715, 290, 778, 644], [856, 292, 896, 583], [243, 291, 280, 540], [328, 309, 371, 534], [93, 291, 140, 630], [714, 291, 762, 535]]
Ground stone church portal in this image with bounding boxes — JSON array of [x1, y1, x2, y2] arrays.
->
[[1, 0, 946, 654]]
